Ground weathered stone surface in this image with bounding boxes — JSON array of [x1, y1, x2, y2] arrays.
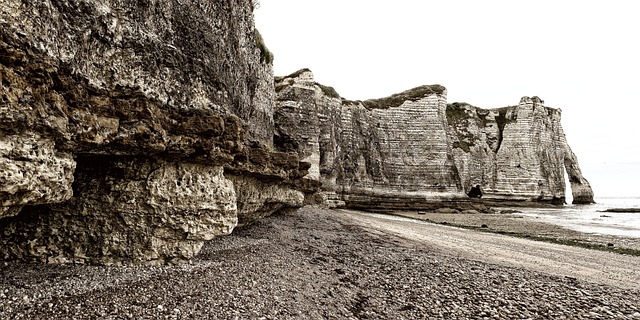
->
[[494, 98, 567, 201], [0, 0, 594, 265], [0, 0, 307, 264], [0, 133, 75, 218], [274, 70, 594, 208], [563, 142, 595, 204], [0, 158, 237, 265], [228, 174, 304, 227], [448, 96, 594, 204], [276, 70, 466, 209]]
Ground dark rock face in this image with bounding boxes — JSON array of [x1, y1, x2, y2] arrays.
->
[[0, 0, 307, 264], [274, 70, 594, 209]]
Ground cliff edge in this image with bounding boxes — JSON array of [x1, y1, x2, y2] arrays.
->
[[274, 70, 594, 209]]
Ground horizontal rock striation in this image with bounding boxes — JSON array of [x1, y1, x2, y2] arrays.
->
[[275, 70, 594, 209], [0, 0, 307, 264], [0, 0, 594, 264], [448, 96, 594, 204]]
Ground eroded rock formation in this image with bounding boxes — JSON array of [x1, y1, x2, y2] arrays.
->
[[448, 97, 594, 204], [274, 70, 594, 209], [0, 0, 594, 265], [0, 0, 307, 264]]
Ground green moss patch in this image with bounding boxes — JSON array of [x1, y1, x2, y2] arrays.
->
[[316, 83, 340, 99], [362, 85, 446, 109]]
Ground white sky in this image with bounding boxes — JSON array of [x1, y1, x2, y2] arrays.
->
[[254, 0, 640, 198]]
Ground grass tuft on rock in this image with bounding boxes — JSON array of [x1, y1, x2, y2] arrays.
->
[[316, 83, 340, 99], [362, 85, 446, 109]]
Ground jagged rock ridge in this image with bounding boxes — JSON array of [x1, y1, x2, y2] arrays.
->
[[274, 69, 594, 209]]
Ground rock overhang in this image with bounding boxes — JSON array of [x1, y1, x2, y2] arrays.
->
[[0, 0, 310, 265]]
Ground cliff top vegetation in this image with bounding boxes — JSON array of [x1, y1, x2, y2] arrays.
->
[[446, 102, 474, 124], [274, 68, 341, 98], [362, 85, 446, 109]]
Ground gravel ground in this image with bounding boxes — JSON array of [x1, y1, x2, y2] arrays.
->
[[1, 206, 640, 319]]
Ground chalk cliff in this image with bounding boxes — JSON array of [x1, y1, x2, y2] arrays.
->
[[0, 0, 594, 265], [274, 70, 594, 209], [0, 0, 307, 264]]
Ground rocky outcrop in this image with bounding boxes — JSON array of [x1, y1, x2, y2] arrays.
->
[[0, 0, 594, 264], [274, 70, 594, 209], [0, 133, 76, 218], [0, 158, 238, 264], [0, 0, 306, 264], [448, 97, 594, 204]]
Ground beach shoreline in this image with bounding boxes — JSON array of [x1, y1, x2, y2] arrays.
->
[[388, 209, 640, 255], [1, 206, 640, 319]]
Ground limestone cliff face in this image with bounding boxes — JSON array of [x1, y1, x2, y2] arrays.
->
[[276, 70, 465, 210], [0, 0, 594, 264], [0, 0, 306, 264], [275, 70, 594, 208], [448, 97, 594, 204]]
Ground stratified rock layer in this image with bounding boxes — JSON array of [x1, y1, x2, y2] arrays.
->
[[0, 0, 594, 264], [0, 0, 306, 264], [0, 158, 238, 264], [275, 70, 594, 208], [448, 97, 594, 204]]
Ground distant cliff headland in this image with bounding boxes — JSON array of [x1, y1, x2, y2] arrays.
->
[[273, 69, 594, 210], [0, 0, 593, 265]]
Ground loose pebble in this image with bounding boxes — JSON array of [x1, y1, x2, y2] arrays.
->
[[0, 208, 638, 319]]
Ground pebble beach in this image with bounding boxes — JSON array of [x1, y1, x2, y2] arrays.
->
[[2, 207, 640, 319]]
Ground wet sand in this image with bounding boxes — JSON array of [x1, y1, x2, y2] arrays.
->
[[389, 210, 640, 253], [342, 209, 640, 290]]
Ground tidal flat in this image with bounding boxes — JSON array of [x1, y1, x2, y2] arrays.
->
[[391, 210, 640, 256]]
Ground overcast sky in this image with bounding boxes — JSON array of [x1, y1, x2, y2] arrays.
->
[[254, 0, 640, 198]]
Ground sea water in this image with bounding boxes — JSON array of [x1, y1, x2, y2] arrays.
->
[[511, 197, 640, 238]]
